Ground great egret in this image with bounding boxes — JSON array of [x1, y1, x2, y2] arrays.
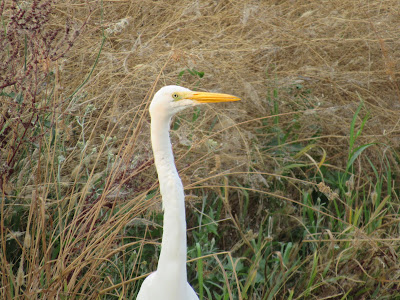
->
[[137, 85, 240, 299]]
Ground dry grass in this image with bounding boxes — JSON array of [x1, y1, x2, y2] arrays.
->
[[1, 0, 400, 299], [59, 0, 400, 168]]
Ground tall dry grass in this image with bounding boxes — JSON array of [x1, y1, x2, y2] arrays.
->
[[1, 0, 400, 299]]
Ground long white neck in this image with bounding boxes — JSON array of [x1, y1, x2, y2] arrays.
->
[[151, 114, 188, 287]]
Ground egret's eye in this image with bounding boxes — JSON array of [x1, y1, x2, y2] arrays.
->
[[172, 93, 179, 100]]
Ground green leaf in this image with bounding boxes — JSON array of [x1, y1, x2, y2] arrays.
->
[[196, 243, 204, 299], [347, 143, 374, 171]]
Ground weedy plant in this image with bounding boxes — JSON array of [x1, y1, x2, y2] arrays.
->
[[0, 0, 103, 298]]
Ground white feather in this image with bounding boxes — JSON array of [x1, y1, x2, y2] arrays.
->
[[138, 85, 239, 299], [138, 86, 199, 300]]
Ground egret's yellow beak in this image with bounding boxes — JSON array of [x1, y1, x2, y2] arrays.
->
[[188, 91, 240, 103]]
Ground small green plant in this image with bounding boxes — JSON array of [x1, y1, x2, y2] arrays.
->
[[177, 68, 205, 87]]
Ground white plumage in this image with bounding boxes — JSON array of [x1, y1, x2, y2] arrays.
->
[[137, 85, 240, 300]]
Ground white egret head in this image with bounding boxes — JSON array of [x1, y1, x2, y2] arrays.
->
[[149, 85, 240, 119]]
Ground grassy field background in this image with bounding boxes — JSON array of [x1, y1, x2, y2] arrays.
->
[[1, 0, 400, 299]]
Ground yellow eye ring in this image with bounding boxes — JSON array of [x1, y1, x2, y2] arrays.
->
[[172, 93, 179, 100]]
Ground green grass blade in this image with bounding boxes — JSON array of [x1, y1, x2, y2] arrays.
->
[[196, 243, 204, 299]]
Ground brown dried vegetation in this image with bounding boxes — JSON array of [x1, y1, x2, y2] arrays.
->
[[1, 0, 400, 299]]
